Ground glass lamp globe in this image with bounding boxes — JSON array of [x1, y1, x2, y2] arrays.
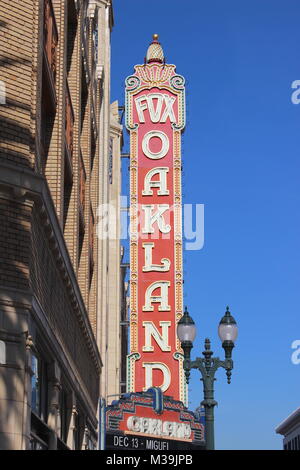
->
[[177, 307, 197, 343], [218, 306, 238, 343]]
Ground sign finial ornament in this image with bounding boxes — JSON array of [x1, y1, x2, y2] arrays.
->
[[146, 34, 164, 64]]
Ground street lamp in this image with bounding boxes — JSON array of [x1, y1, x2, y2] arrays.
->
[[177, 306, 238, 450]]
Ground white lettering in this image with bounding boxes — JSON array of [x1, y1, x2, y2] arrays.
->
[[142, 204, 171, 234], [142, 281, 170, 312], [148, 419, 162, 436], [143, 362, 171, 392], [146, 440, 169, 450], [135, 95, 148, 122], [127, 416, 141, 432], [126, 416, 191, 440], [142, 131, 169, 160], [160, 95, 176, 123], [146, 93, 164, 122], [142, 167, 169, 196], [143, 321, 171, 352], [134, 94, 176, 123], [142, 242, 170, 272]]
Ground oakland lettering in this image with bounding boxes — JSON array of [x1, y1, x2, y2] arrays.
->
[[137, 91, 175, 393], [126, 51, 185, 400]]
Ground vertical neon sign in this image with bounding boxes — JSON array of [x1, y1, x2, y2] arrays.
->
[[126, 35, 186, 403]]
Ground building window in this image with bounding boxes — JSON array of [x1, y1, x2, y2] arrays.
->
[[84, 429, 96, 450], [294, 437, 298, 450], [80, 63, 88, 133], [63, 155, 73, 231], [89, 207, 94, 286], [31, 353, 48, 421], [82, 2, 89, 47], [79, 156, 86, 219], [108, 137, 113, 184], [41, 0, 58, 173], [73, 412, 81, 450], [40, 85, 55, 172], [0, 80, 6, 105], [59, 389, 68, 444], [30, 412, 51, 450], [91, 130, 96, 171], [65, 80, 75, 166], [66, 0, 77, 77], [93, 22, 98, 64], [43, 0, 58, 87], [31, 355, 40, 414], [30, 353, 50, 451], [78, 155, 86, 263], [29, 433, 48, 450], [0, 340, 6, 364]]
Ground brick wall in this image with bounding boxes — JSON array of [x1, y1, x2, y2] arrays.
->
[[0, 196, 31, 290], [0, 1, 35, 169]]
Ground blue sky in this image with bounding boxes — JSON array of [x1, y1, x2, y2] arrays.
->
[[111, 0, 300, 449]]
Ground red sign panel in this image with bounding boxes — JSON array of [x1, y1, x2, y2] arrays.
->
[[126, 37, 186, 403]]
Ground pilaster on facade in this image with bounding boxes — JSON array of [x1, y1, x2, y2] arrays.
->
[[105, 101, 123, 403], [93, 0, 117, 403]]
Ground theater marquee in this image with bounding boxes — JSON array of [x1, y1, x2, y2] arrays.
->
[[106, 390, 205, 451], [125, 35, 186, 403]]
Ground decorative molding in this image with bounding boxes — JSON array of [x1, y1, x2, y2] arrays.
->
[[96, 64, 104, 81], [127, 352, 141, 392], [0, 162, 102, 376], [94, 0, 111, 7], [0, 285, 33, 309], [32, 295, 98, 427], [87, 2, 97, 18]]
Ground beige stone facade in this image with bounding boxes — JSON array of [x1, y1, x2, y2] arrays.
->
[[105, 101, 123, 402], [0, 0, 124, 450]]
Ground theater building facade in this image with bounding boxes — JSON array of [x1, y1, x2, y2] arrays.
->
[[0, 0, 123, 450]]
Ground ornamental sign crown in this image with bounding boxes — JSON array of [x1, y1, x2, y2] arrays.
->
[[125, 35, 186, 404]]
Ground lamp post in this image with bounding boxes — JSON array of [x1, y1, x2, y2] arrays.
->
[[177, 306, 238, 450]]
